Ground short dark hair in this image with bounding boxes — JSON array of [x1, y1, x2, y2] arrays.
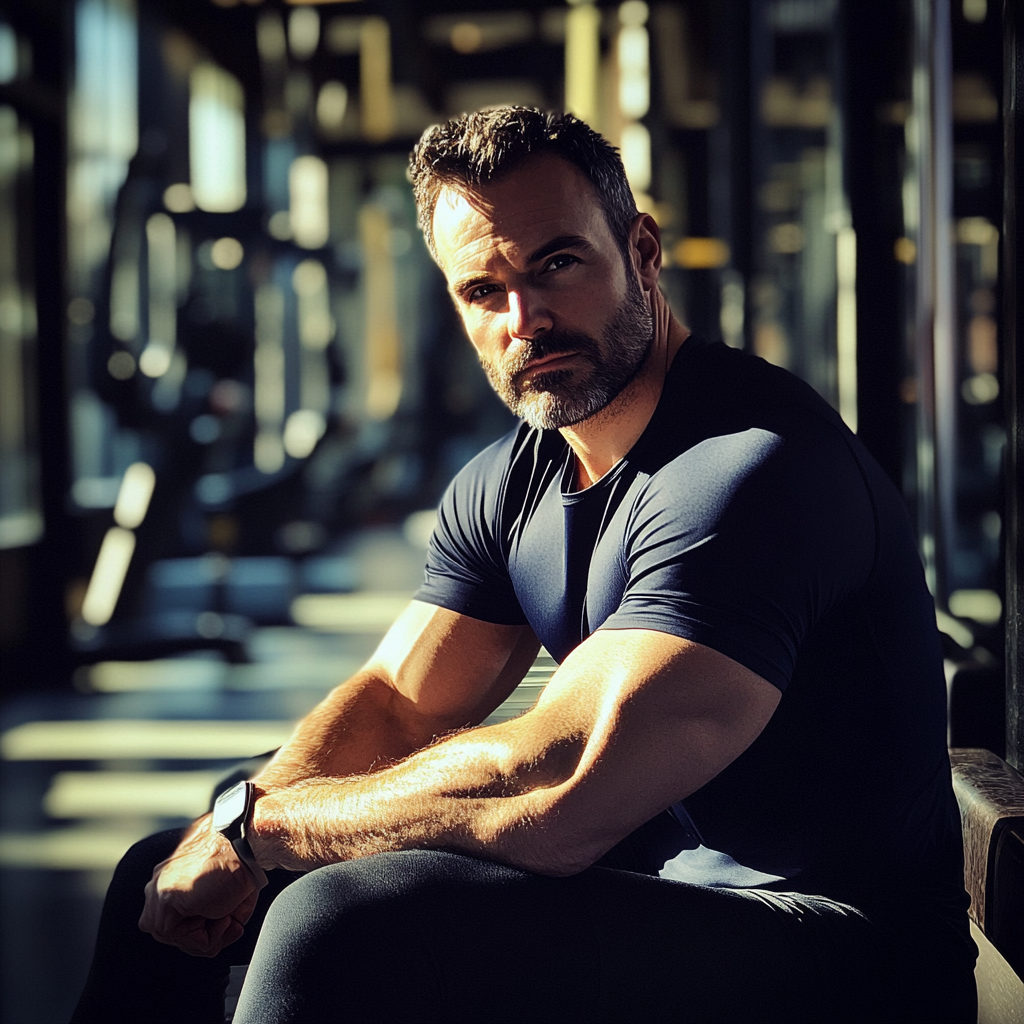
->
[[409, 107, 638, 259]]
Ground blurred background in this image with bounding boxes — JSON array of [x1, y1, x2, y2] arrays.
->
[[0, 0, 1017, 1020]]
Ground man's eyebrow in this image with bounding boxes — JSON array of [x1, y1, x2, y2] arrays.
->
[[527, 234, 597, 264], [451, 273, 492, 298]]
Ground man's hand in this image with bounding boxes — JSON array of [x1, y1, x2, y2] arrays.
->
[[138, 814, 260, 957]]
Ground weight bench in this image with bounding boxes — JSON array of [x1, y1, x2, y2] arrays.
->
[[950, 748, 1024, 1023]]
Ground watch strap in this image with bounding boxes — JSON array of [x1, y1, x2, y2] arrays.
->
[[216, 780, 269, 889], [231, 829, 269, 890]]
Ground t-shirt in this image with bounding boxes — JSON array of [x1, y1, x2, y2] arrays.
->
[[414, 335, 966, 912]]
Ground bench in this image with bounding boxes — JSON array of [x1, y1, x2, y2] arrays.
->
[[950, 748, 1024, 1023]]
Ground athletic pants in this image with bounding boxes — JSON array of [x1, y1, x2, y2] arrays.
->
[[70, 828, 977, 1024]]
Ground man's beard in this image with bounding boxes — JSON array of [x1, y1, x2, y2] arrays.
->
[[479, 277, 654, 430]]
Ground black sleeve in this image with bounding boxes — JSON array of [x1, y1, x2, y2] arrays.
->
[[413, 434, 528, 626], [599, 420, 876, 690]]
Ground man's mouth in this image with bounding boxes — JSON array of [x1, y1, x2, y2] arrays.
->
[[522, 351, 580, 373]]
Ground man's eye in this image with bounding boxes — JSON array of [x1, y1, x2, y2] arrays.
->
[[544, 254, 579, 273], [468, 283, 501, 302]]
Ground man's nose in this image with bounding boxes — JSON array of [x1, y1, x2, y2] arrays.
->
[[506, 287, 553, 341]]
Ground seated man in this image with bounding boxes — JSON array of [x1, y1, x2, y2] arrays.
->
[[72, 107, 977, 1024]]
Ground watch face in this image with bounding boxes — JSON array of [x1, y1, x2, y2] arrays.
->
[[212, 781, 248, 833]]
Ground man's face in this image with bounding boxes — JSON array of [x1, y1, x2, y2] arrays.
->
[[431, 155, 653, 430]]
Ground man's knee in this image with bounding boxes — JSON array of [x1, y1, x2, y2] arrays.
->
[[238, 853, 466, 1024], [249, 849, 522, 979], [123, 828, 185, 864], [263, 849, 495, 927]]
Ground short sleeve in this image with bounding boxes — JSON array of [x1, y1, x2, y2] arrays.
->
[[599, 421, 876, 690], [414, 434, 528, 626]]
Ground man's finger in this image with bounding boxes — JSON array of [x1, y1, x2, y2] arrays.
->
[[148, 918, 204, 952], [231, 889, 259, 927], [171, 915, 242, 958], [207, 914, 245, 952], [138, 877, 160, 934]]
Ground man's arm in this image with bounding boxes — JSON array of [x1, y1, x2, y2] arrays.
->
[[249, 625, 780, 877], [141, 604, 779, 953], [253, 600, 541, 789], [139, 600, 538, 955]]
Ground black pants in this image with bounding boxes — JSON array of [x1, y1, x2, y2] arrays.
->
[[70, 829, 977, 1024]]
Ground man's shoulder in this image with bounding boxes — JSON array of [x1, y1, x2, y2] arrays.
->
[[676, 338, 845, 424], [629, 347, 881, 549], [447, 422, 566, 499], [443, 425, 522, 499], [641, 338, 855, 488]]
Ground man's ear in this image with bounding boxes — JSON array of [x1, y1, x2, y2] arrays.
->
[[630, 212, 662, 291]]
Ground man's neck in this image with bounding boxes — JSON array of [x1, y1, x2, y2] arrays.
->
[[560, 291, 689, 490]]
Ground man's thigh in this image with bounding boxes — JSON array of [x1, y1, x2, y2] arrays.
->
[[234, 850, 900, 1024]]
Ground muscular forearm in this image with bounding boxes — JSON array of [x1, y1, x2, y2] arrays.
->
[[252, 670, 450, 792], [248, 631, 782, 880], [252, 606, 539, 793], [249, 713, 588, 875]]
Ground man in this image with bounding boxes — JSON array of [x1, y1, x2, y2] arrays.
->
[[73, 108, 976, 1024]]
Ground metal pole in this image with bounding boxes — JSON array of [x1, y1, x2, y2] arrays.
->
[[911, 0, 956, 605], [1003, 0, 1023, 771]]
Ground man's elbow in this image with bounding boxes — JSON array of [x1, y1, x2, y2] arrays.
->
[[525, 851, 597, 877], [490, 798, 608, 877], [514, 831, 608, 876]]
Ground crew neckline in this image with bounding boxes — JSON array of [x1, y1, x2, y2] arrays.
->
[[558, 334, 712, 502]]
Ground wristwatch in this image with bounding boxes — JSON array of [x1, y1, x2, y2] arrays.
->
[[212, 781, 269, 889]]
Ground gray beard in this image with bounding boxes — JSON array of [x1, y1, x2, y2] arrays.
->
[[479, 278, 654, 430]]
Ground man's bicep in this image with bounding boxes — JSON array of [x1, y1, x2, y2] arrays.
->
[[366, 599, 540, 731], [523, 628, 780, 869], [602, 427, 874, 692]]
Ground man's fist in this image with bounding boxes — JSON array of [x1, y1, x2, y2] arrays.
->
[[138, 814, 261, 957]]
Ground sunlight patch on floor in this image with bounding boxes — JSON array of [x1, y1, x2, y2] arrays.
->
[[1, 720, 295, 760], [0, 824, 160, 870], [43, 770, 226, 818]]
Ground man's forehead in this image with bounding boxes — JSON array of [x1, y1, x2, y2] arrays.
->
[[431, 155, 608, 263], [434, 187, 492, 227]]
